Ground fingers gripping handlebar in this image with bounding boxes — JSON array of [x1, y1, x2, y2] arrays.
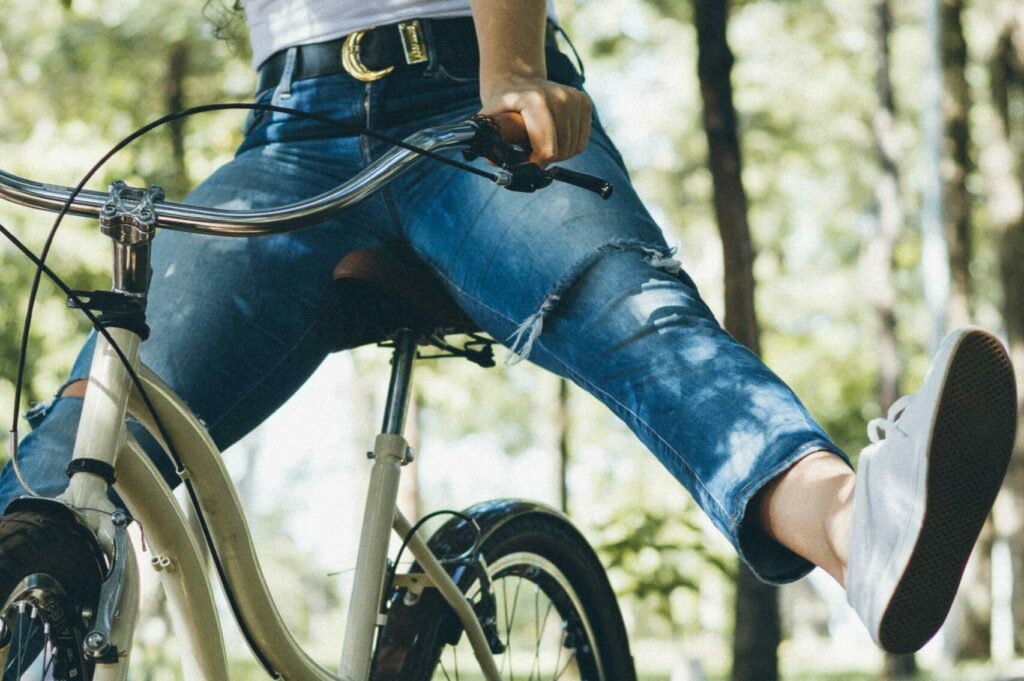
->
[[467, 114, 614, 199]]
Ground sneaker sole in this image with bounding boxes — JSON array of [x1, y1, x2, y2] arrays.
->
[[878, 330, 1017, 654]]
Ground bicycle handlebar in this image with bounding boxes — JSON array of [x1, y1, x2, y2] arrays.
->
[[0, 121, 483, 236], [0, 113, 613, 237]]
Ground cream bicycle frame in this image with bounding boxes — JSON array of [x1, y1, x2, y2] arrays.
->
[[59, 328, 502, 681]]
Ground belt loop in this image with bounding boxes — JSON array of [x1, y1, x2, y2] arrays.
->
[[272, 46, 299, 104], [419, 19, 439, 76]]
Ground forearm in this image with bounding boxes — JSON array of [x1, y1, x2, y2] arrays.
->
[[470, 0, 548, 95]]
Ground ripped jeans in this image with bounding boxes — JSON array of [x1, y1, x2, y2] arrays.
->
[[0, 42, 846, 584]]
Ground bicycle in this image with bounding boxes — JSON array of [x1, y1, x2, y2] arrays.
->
[[0, 112, 636, 681]]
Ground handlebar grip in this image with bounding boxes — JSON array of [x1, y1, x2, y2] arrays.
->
[[548, 167, 614, 200], [489, 112, 530, 147]]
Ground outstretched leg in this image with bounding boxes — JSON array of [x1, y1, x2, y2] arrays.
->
[[759, 327, 1016, 653], [381, 54, 1017, 651]]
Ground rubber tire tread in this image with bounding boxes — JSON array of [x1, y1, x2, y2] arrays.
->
[[0, 510, 106, 680], [375, 511, 636, 681]]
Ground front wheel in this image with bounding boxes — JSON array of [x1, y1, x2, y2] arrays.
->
[[0, 509, 107, 681], [375, 507, 636, 681]]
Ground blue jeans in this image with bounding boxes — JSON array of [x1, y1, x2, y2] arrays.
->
[[0, 42, 846, 584]]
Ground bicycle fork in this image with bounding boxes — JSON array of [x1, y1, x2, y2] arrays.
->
[[339, 330, 502, 681], [57, 183, 164, 679]]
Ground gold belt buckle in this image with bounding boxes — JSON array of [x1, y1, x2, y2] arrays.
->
[[342, 20, 428, 83]]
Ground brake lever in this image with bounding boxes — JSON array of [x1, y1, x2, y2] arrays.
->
[[464, 115, 533, 167], [465, 116, 614, 200]]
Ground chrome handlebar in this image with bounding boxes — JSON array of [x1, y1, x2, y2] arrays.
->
[[0, 121, 490, 236]]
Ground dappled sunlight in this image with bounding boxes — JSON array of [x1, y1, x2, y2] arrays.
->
[[0, 0, 1019, 678], [709, 422, 767, 491]]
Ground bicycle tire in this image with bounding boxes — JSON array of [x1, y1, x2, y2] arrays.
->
[[374, 507, 636, 681], [0, 509, 106, 681]]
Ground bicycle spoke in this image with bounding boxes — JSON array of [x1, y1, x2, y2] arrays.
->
[[4, 624, 17, 676], [423, 541, 618, 681], [0, 622, 7, 677], [43, 639, 54, 679], [12, 609, 25, 676], [552, 635, 577, 681], [500, 578, 512, 678], [3, 647, 15, 677], [549, 627, 566, 681], [0, 514, 106, 681], [531, 595, 555, 681], [528, 585, 542, 681], [439, 652, 454, 681], [507, 576, 524, 681], [24, 610, 41, 681], [0, 601, 72, 681], [9, 607, 32, 679]]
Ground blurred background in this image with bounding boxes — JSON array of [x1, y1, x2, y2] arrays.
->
[[2, 0, 1024, 678]]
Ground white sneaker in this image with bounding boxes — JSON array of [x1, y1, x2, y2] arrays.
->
[[846, 327, 1017, 653]]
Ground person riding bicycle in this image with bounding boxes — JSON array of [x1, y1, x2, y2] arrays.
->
[[0, 0, 1017, 656]]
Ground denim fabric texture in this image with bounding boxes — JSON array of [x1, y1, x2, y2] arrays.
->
[[0, 41, 847, 584]]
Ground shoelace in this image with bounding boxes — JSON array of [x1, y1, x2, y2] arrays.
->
[[867, 394, 913, 444]]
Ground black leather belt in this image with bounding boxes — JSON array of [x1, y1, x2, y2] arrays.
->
[[256, 17, 480, 92]]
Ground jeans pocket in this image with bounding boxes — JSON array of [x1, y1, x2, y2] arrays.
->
[[431, 64, 480, 85]]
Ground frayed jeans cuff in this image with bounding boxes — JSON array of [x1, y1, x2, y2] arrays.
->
[[732, 438, 851, 585]]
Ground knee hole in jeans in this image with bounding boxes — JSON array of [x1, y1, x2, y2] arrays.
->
[[59, 380, 88, 399]]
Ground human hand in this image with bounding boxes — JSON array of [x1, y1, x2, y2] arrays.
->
[[479, 76, 593, 168]]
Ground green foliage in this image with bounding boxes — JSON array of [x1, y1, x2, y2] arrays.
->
[[416, 351, 556, 456], [0, 0, 250, 455], [598, 505, 734, 624]]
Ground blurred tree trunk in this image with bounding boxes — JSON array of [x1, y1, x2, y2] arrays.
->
[[557, 377, 570, 514], [694, 2, 778, 680], [869, 0, 904, 417], [869, 1, 916, 675], [695, 0, 760, 344], [941, 0, 974, 328], [922, 0, 952, 348], [164, 40, 191, 197], [940, 0, 993, 660], [985, 8, 1024, 656]]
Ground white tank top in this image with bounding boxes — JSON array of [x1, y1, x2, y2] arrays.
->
[[246, 0, 559, 68]]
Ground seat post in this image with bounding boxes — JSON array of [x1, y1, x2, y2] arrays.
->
[[381, 329, 417, 436], [340, 328, 418, 680]]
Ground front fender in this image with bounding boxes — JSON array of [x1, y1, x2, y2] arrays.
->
[[4, 496, 95, 533], [373, 498, 585, 680], [424, 498, 569, 581]]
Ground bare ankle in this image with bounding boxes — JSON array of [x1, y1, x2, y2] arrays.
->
[[758, 450, 855, 587], [822, 473, 854, 586]]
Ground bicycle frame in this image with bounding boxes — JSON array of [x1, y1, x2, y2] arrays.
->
[[60, 325, 503, 681]]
